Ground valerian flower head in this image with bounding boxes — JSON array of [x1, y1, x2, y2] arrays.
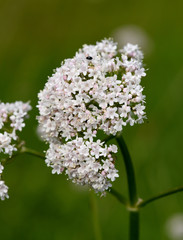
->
[[0, 101, 32, 156], [37, 39, 146, 194]]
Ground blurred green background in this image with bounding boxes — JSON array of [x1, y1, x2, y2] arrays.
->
[[0, 0, 183, 239]]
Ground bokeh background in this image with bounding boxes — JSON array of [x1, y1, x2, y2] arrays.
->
[[0, 0, 183, 239]]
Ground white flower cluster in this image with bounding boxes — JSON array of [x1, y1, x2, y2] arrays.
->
[[0, 163, 8, 200], [0, 101, 32, 156], [46, 138, 119, 193], [37, 39, 146, 194]]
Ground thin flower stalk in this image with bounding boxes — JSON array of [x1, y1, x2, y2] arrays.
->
[[138, 185, 183, 208]]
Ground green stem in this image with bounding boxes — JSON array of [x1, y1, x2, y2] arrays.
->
[[116, 135, 139, 240], [21, 146, 45, 159], [1, 153, 19, 166], [109, 188, 128, 206], [138, 185, 183, 208], [129, 211, 139, 240], [116, 135, 138, 206], [89, 192, 102, 240]]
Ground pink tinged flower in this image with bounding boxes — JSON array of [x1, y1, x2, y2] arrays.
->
[[78, 145, 89, 156], [52, 165, 64, 174], [105, 107, 118, 119], [134, 104, 145, 115], [107, 169, 119, 181], [91, 162, 101, 172], [123, 72, 133, 83], [98, 98, 108, 109], [63, 75, 67, 80], [107, 145, 118, 154], [0, 133, 11, 149], [101, 170, 106, 176], [90, 146, 100, 159], [119, 105, 131, 118], [135, 68, 146, 77]]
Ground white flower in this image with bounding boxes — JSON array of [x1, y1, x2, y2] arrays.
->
[[0, 132, 11, 150], [107, 169, 119, 181], [37, 39, 146, 194], [0, 101, 31, 156], [119, 105, 131, 118], [105, 107, 118, 120], [52, 165, 64, 175], [0, 180, 9, 201]]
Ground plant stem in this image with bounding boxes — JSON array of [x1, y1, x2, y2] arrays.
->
[[116, 135, 138, 206], [89, 192, 102, 240], [109, 188, 128, 206], [116, 135, 139, 240], [0, 154, 19, 166], [138, 185, 183, 208], [129, 211, 139, 240], [21, 146, 45, 159]]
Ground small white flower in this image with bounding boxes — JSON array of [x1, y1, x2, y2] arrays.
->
[[107, 169, 119, 181], [0, 163, 4, 174], [52, 165, 64, 174], [105, 107, 118, 120], [119, 105, 131, 118], [0, 132, 11, 150]]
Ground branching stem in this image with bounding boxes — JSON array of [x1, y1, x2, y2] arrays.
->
[[138, 185, 183, 208], [2, 139, 183, 240], [109, 188, 128, 206], [21, 146, 45, 159]]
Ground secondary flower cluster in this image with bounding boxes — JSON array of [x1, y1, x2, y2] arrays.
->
[[46, 138, 119, 193], [0, 163, 8, 200], [0, 101, 31, 200], [37, 39, 146, 194], [0, 101, 32, 156]]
